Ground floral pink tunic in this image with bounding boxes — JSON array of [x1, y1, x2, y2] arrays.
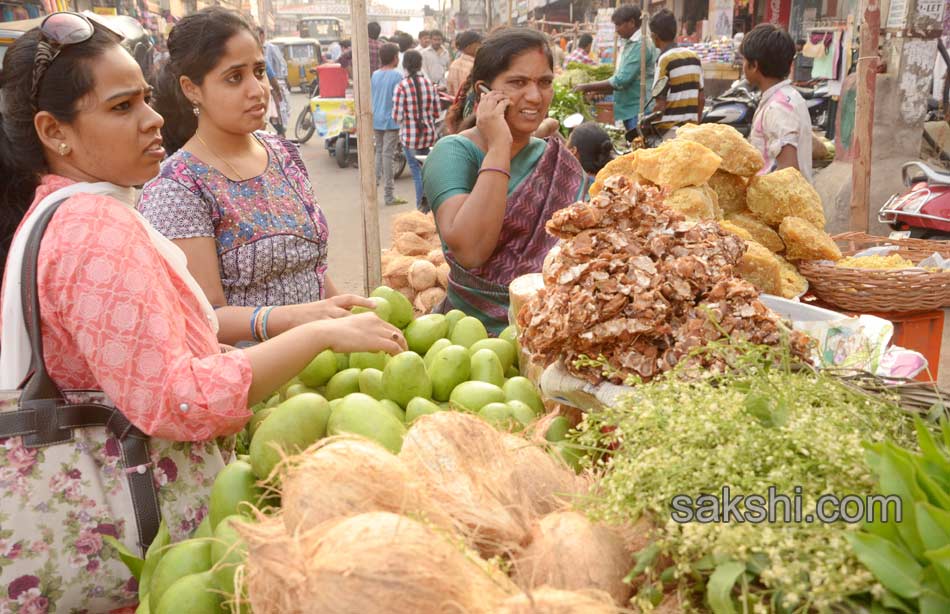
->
[[0, 175, 253, 612]]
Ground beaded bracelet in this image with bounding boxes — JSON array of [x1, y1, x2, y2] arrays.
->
[[249, 306, 264, 342], [261, 306, 276, 341], [478, 166, 511, 179]]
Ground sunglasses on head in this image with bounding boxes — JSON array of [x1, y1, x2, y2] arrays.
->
[[30, 12, 117, 109]]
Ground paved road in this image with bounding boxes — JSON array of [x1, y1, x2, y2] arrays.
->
[[286, 91, 419, 296]]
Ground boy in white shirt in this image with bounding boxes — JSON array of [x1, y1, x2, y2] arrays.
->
[[742, 24, 814, 182]]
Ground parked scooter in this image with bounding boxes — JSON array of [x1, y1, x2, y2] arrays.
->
[[701, 79, 759, 136], [878, 161, 950, 240], [793, 80, 832, 131], [624, 76, 670, 148]]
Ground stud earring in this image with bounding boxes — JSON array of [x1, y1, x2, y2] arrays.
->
[[58, 142, 70, 156], [192, 103, 200, 117]]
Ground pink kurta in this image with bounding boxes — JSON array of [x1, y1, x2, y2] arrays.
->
[[5, 175, 252, 440]]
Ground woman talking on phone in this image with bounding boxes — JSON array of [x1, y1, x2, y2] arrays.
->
[[424, 28, 588, 334]]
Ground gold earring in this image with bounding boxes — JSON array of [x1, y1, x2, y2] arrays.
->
[[58, 142, 70, 156]]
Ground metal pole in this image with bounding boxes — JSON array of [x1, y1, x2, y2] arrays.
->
[[850, 0, 880, 232], [350, 0, 382, 292]]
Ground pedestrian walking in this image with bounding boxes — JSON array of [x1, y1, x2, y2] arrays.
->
[[373, 43, 408, 205], [394, 49, 441, 211]]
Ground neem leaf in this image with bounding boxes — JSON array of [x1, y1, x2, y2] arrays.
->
[[707, 560, 745, 614], [846, 532, 923, 599], [102, 535, 144, 580]]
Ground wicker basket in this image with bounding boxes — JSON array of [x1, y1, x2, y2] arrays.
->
[[797, 232, 950, 312]]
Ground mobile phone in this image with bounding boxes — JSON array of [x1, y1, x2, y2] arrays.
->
[[477, 83, 491, 96]]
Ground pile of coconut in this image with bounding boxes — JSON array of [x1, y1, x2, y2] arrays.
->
[[382, 211, 450, 315], [235, 413, 659, 614]]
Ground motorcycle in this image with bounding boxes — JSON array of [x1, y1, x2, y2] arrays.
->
[[627, 76, 671, 148], [878, 161, 950, 240], [792, 80, 832, 131], [701, 79, 759, 136]]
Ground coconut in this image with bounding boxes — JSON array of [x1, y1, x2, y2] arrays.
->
[[511, 512, 633, 606], [384, 255, 414, 289], [426, 248, 446, 266], [408, 260, 438, 291], [399, 412, 534, 557], [242, 512, 516, 614], [414, 287, 446, 314], [437, 263, 450, 288], [392, 210, 436, 240], [397, 285, 416, 301], [493, 587, 618, 613], [501, 434, 588, 516], [381, 249, 395, 270], [394, 232, 432, 257], [279, 436, 454, 534]]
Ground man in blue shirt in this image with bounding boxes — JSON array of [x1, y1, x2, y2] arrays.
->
[[575, 5, 656, 131], [372, 43, 407, 206]]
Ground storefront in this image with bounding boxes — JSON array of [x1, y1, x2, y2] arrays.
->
[[1, 0, 44, 21]]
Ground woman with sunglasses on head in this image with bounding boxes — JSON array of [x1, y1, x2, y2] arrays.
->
[[0, 13, 405, 611], [424, 28, 589, 334], [139, 8, 366, 346]]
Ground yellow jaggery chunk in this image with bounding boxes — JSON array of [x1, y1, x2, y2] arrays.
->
[[665, 185, 719, 221], [836, 254, 915, 270], [737, 240, 783, 295], [725, 210, 785, 253], [747, 168, 826, 229], [635, 140, 722, 190], [779, 216, 842, 261], [707, 170, 748, 215], [588, 151, 646, 197], [775, 255, 809, 298], [719, 220, 754, 241], [676, 123, 765, 177]]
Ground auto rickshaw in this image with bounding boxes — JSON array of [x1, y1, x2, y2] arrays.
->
[[271, 36, 322, 93]]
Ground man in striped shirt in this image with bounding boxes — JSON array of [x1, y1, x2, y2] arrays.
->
[[649, 9, 704, 137], [565, 34, 596, 66]]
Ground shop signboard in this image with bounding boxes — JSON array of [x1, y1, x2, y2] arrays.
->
[[765, 0, 792, 28], [709, 0, 735, 38]]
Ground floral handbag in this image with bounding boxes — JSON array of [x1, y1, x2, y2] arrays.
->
[[0, 200, 229, 612]]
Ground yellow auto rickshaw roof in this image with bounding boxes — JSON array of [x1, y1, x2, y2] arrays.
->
[[270, 37, 321, 46]]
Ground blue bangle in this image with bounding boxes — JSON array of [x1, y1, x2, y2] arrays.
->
[[261, 306, 275, 341], [250, 306, 264, 342]]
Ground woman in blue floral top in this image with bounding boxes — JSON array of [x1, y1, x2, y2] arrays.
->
[[140, 8, 372, 345]]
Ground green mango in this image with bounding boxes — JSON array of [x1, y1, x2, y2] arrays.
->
[[478, 402, 513, 428], [371, 286, 414, 328], [428, 344, 471, 402], [209, 460, 264, 529], [264, 394, 281, 409], [469, 338, 516, 372], [404, 314, 449, 355], [505, 366, 520, 378], [326, 368, 362, 400], [358, 368, 385, 400], [329, 398, 343, 411], [139, 521, 170, 603], [335, 353, 350, 371], [507, 399, 538, 427], [350, 351, 389, 371], [406, 397, 442, 424], [382, 352, 432, 408], [211, 515, 249, 597], [379, 398, 407, 423], [247, 406, 274, 439], [553, 442, 585, 472], [503, 376, 544, 414], [351, 296, 392, 323], [327, 395, 407, 453], [423, 338, 453, 370], [450, 381, 506, 413], [284, 383, 319, 398], [470, 349, 505, 388], [249, 393, 330, 479], [444, 309, 467, 337], [545, 416, 571, 442], [449, 316, 488, 348], [193, 516, 212, 540], [149, 540, 212, 612], [499, 325, 521, 367], [155, 571, 222, 614], [135, 598, 150, 614], [298, 349, 338, 387]]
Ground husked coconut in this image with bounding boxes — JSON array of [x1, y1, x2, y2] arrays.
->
[[437, 263, 450, 288], [241, 512, 516, 614], [408, 259, 438, 291], [511, 511, 632, 606], [392, 210, 436, 238], [279, 436, 453, 533], [501, 434, 588, 516], [414, 287, 446, 314], [383, 255, 414, 289], [395, 232, 432, 256], [399, 412, 534, 557], [426, 248, 446, 266], [493, 587, 618, 613], [397, 286, 416, 301]]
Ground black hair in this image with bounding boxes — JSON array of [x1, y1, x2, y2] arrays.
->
[[741, 24, 796, 79], [568, 122, 614, 175], [341, 39, 352, 48], [612, 5, 642, 27], [379, 43, 399, 67], [0, 24, 122, 267], [403, 49, 423, 75], [430, 30, 444, 41], [577, 33, 593, 49], [456, 30, 483, 51], [152, 7, 257, 155], [650, 9, 678, 43], [368, 22, 381, 40], [446, 27, 553, 132], [418, 30, 429, 39], [397, 32, 414, 53]]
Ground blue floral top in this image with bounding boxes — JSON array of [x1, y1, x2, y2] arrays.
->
[[138, 132, 329, 306]]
